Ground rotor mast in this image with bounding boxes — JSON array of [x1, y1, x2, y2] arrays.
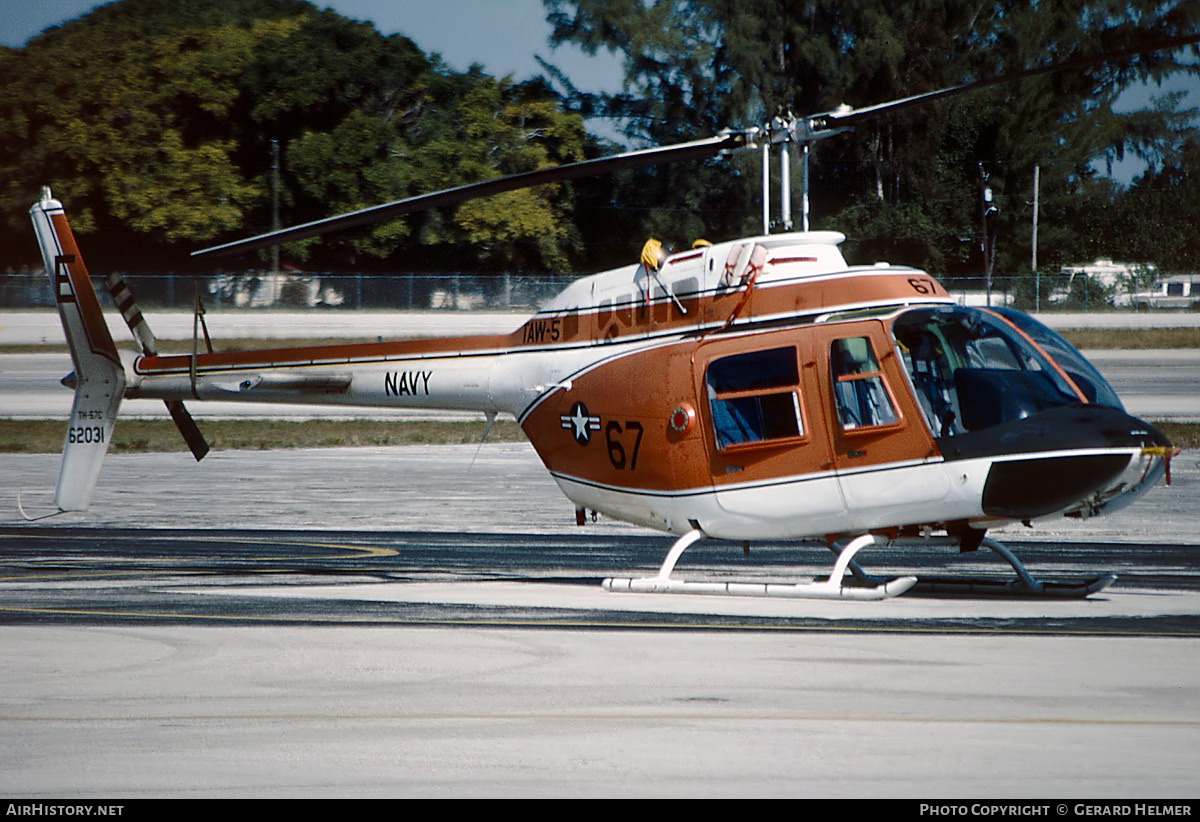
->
[[757, 112, 853, 234]]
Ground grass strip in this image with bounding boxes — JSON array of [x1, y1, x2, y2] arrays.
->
[[1058, 327, 1200, 350], [1147, 422, 1200, 450]]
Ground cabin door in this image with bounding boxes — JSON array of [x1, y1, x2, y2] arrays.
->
[[695, 328, 845, 532], [817, 320, 949, 517]]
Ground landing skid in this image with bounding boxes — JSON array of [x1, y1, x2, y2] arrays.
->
[[837, 536, 1117, 599], [603, 531, 1116, 601], [603, 532, 917, 601], [907, 574, 1116, 598]]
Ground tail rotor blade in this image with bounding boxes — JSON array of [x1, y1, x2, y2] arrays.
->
[[166, 400, 210, 461], [104, 271, 158, 356], [104, 271, 210, 460]]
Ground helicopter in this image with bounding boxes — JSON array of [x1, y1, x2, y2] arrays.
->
[[28, 33, 1195, 600]]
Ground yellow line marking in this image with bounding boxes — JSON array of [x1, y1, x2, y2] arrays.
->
[[0, 605, 1197, 637], [0, 532, 398, 580], [0, 712, 1194, 726]]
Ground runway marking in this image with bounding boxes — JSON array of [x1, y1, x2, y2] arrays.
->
[[0, 532, 399, 579], [0, 530, 398, 583], [0, 606, 325, 622], [3, 531, 1198, 636], [0, 531, 398, 554], [0, 571, 212, 582]]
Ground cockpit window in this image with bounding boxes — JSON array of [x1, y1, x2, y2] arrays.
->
[[892, 306, 1113, 437]]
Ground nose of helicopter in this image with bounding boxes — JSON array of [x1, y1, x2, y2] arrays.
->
[[939, 405, 1174, 521]]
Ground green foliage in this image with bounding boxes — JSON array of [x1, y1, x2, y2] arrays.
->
[[285, 111, 416, 261], [3, 0, 1200, 282], [401, 78, 586, 270], [837, 199, 957, 273], [0, 11, 289, 243], [1062, 274, 1114, 310], [0, 0, 587, 273], [283, 76, 587, 270], [0, 418, 526, 454]]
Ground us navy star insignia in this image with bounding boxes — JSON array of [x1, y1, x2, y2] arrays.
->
[[561, 401, 601, 445]]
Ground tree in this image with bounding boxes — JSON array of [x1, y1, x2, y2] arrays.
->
[[285, 76, 587, 271], [543, 0, 1200, 276], [1101, 137, 1200, 271], [0, 0, 589, 274], [0, 12, 294, 250]]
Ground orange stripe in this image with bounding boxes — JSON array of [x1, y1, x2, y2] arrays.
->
[[50, 213, 120, 367], [138, 334, 512, 374], [521, 270, 951, 347], [135, 271, 952, 382]]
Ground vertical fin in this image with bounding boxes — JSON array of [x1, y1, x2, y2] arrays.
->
[[30, 188, 125, 511]]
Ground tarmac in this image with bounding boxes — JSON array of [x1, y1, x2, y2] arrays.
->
[[1, 309, 1198, 798], [1, 444, 1198, 798]]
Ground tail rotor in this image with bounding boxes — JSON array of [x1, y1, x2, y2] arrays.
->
[[102, 270, 209, 461]]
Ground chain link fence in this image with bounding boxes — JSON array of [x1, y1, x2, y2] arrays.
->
[[4, 267, 1197, 314], [0, 268, 574, 312], [940, 272, 1200, 313]]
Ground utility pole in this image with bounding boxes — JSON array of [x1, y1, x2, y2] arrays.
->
[[979, 164, 999, 306], [271, 139, 281, 277], [1031, 165, 1040, 312]]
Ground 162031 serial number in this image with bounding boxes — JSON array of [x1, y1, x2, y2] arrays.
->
[[67, 426, 106, 444]]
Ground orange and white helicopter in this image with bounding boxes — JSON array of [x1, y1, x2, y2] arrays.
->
[[29, 35, 1193, 600]]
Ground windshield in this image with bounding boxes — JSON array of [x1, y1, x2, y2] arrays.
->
[[987, 307, 1123, 409], [891, 306, 1119, 438]]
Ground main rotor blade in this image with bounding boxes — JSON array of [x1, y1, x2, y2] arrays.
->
[[193, 133, 747, 258], [813, 31, 1200, 130], [194, 30, 1198, 259]]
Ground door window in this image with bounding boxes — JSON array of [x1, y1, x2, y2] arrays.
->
[[830, 336, 898, 430], [706, 347, 804, 449]]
